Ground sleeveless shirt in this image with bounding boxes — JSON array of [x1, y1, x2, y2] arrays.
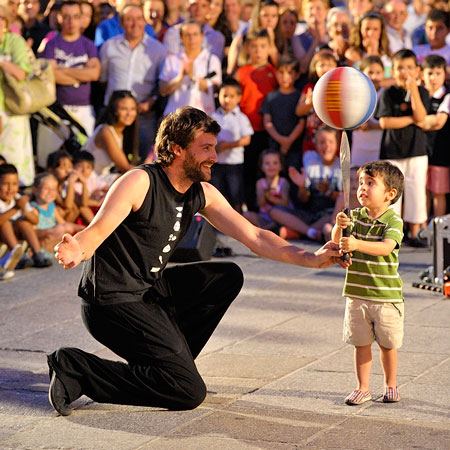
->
[[30, 201, 57, 230], [78, 163, 206, 305]]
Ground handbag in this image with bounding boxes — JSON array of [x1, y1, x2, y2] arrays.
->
[[3, 56, 56, 115]]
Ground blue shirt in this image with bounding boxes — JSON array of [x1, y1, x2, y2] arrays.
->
[[100, 33, 166, 104], [94, 14, 155, 49]]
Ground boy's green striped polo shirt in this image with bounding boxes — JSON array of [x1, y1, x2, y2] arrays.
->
[[343, 207, 404, 303]]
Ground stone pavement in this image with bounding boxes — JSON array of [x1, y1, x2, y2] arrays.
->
[[1, 236, 450, 449]]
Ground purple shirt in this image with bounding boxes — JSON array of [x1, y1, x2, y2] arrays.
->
[[41, 34, 98, 106]]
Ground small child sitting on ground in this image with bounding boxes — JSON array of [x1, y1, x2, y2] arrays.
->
[[244, 149, 291, 229], [30, 172, 84, 252]]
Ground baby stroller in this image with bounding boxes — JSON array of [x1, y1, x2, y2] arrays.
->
[[32, 101, 88, 169]]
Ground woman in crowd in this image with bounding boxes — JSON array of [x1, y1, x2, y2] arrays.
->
[[277, 8, 298, 57], [159, 19, 222, 116], [345, 11, 392, 77], [326, 6, 352, 65], [84, 90, 138, 175], [227, 0, 280, 75], [0, 5, 34, 187], [292, 0, 330, 75]]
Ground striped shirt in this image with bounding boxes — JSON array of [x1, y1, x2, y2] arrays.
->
[[343, 207, 404, 303]]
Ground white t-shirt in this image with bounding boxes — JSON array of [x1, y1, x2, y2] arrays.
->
[[211, 106, 254, 165], [0, 194, 34, 221], [160, 49, 222, 116]]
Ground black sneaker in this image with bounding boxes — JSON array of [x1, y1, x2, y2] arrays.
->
[[16, 254, 33, 270], [32, 251, 53, 268], [406, 237, 429, 248], [48, 370, 72, 416]]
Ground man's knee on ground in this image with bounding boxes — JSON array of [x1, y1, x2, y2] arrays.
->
[[170, 376, 207, 410]]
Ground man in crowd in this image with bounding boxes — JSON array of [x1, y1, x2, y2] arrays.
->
[[383, 0, 412, 54], [163, 0, 225, 59], [100, 3, 166, 159], [41, 0, 100, 136]]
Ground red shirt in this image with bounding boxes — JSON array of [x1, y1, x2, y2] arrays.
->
[[238, 63, 277, 131]]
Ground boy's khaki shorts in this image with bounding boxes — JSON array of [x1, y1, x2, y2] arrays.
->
[[343, 297, 404, 349]]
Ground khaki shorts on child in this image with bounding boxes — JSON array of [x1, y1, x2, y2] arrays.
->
[[343, 297, 404, 349]]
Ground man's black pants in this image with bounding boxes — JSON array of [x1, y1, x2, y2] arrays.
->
[[48, 262, 244, 410]]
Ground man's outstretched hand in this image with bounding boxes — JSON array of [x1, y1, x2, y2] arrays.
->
[[314, 240, 351, 269], [54, 234, 84, 270]]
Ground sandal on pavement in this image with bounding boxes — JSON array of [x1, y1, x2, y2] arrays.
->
[[345, 389, 372, 405], [383, 386, 400, 403]]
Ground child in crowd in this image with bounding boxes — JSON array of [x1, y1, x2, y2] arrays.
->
[[322, 166, 360, 241], [332, 161, 405, 405], [211, 79, 254, 213], [296, 51, 338, 153], [375, 49, 429, 246], [244, 149, 291, 229], [413, 9, 450, 67], [73, 151, 113, 223], [351, 56, 384, 166], [270, 126, 342, 241], [0, 164, 53, 277], [30, 173, 84, 252], [261, 55, 304, 173], [47, 150, 91, 225], [420, 54, 450, 218], [237, 29, 278, 211]]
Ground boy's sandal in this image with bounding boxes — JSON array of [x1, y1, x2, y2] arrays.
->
[[345, 389, 372, 405], [383, 386, 400, 403]]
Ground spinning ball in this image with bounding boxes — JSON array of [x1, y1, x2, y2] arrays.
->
[[312, 67, 377, 130]]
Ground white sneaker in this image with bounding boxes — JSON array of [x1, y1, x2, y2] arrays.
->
[[0, 244, 24, 271], [0, 269, 14, 281]]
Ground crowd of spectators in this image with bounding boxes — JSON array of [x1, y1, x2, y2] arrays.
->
[[0, 0, 450, 281]]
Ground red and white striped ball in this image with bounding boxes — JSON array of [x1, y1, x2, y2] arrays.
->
[[312, 66, 377, 130]]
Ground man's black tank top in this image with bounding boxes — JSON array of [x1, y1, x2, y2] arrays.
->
[[78, 163, 206, 305]]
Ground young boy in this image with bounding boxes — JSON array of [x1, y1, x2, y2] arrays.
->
[[332, 161, 405, 405], [211, 78, 254, 213], [73, 150, 115, 223], [270, 126, 342, 241], [47, 150, 90, 225], [0, 164, 53, 275], [237, 29, 278, 211], [375, 49, 429, 246], [413, 9, 450, 68], [420, 54, 450, 218], [260, 55, 304, 172]]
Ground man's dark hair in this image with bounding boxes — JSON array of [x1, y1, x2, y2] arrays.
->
[[47, 150, 72, 170], [426, 9, 450, 29], [219, 77, 242, 95], [358, 161, 404, 204], [0, 163, 18, 179], [422, 54, 446, 70], [60, 0, 82, 12], [73, 150, 95, 166], [392, 48, 418, 66], [155, 107, 221, 167]]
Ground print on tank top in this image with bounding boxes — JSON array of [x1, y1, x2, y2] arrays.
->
[[150, 205, 183, 272]]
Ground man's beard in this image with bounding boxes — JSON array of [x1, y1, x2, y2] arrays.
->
[[183, 150, 212, 183]]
